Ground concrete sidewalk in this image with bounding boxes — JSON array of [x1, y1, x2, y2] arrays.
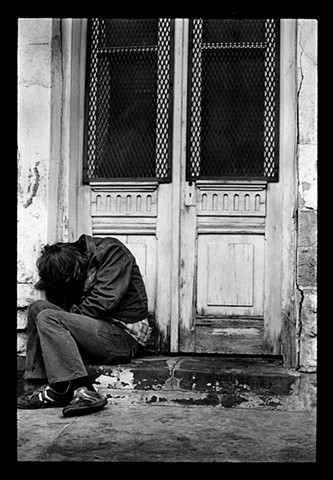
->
[[17, 355, 317, 462], [17, 402, 316, 462]]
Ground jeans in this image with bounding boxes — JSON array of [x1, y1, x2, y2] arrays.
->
[[24, 300, 140, 384]]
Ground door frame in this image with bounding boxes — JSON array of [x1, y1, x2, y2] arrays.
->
[[62, 18, 298, 365], [277, 19, 298, 367]]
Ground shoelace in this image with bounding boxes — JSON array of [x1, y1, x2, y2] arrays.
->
[[26, 384, 50, 408], [73, 389, 95, 403], [71, 388, 104, 405], [27, 384, 48, 401], [28, 384, 63, 408]]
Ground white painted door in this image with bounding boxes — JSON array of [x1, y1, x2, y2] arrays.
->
[[176, 19, 288, 355]]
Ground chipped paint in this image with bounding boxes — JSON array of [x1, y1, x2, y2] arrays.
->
[[23, 162, 40, 209], [161, 357, 183, 390], [93, 369, 135, 390], [88, 356, 314, 410], [162, 376, 182, 390], [211, 328, 259, 336]]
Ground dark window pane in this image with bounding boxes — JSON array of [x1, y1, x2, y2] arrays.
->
[[101, 19, 158, 48], [84, 19, 172, 182], [201, 48, 265, 177], [202, 19, 266, 44], [96, 51, 158, 178], [187, 19, 279, 182]]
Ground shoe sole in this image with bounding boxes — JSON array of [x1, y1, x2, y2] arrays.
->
[[17, 401, 70, 409], [62, 398, 108, 417]]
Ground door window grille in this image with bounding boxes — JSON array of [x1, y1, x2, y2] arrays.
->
[[83, 19, 173, 183], [187, 19, 280, 182]]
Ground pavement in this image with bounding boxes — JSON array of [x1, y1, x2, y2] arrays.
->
[[17, 355, 318, 463], [17, 403, 316, 462]]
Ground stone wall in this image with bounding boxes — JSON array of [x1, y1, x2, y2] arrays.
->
[[296, 20, 317, 372]]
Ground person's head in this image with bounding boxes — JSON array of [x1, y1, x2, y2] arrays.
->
[[35, 242, 89, 307]]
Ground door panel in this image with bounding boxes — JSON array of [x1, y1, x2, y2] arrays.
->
[[125, 236, 157, 314], [207, 241, 255, 307], [197, 235, 264, 316]]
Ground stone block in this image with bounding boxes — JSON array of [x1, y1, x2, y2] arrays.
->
[[299, 290, 317, 372], [17, 309, 28, 330], [297, 247, 317, 287], [297, 209, 317, 247], [301, 289, 317, 333], [298, 144, 317, 210], [17, 332, 27, 356], [17, 283, 44, 309]]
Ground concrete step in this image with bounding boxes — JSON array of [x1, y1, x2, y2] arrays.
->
[[17, 354, 316, 411], [85, 354, 316, 412]]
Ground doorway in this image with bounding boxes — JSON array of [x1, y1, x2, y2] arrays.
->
[[72, 18, 297, 361]]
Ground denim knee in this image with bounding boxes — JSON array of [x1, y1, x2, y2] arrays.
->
[[36, 308, 61, 329], [28, 300, 51, 322]]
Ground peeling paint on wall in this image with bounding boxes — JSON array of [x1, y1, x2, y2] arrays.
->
[[23, 162, 40, 208]]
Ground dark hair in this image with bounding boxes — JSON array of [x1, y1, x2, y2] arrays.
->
[[35, 242, 89, 309]]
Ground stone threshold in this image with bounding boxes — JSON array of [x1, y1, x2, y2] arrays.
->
[[17, 354, 316, 411], [85, 354, 316, 412]]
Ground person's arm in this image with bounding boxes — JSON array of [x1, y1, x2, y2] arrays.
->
[[70, 244, 133, 319]]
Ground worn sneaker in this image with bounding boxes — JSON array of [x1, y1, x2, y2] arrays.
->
[[62, 387, 107, 417], [17, 384, 73, 409]]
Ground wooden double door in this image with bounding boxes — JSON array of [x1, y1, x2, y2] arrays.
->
[[76, 19, 296, 357]]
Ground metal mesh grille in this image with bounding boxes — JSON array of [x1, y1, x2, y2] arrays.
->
[[187, 19, 280, 181], [84, 19, 172, 182]]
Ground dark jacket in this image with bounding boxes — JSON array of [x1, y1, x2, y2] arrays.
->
[[70, 234, 148, 323]]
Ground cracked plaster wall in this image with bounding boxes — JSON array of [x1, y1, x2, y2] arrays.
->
[[17, 19, 67, 354], [296, 20, 317, 372]]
